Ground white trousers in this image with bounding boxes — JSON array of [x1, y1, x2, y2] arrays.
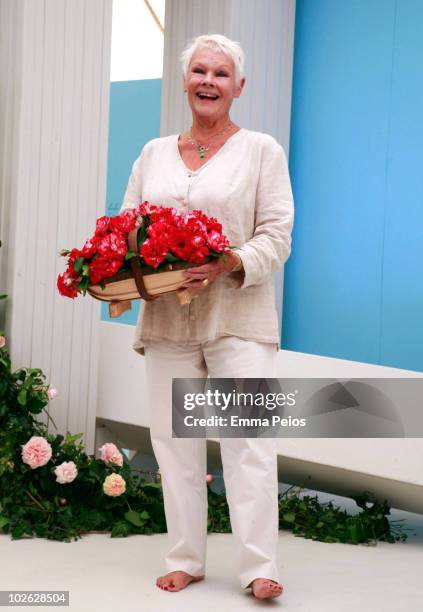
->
[[144, 336, 279, 589]]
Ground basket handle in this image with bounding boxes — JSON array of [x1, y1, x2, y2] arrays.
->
[[127, 227, 155, 301]]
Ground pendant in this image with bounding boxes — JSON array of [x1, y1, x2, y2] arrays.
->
[[198, 146, 206, 158]]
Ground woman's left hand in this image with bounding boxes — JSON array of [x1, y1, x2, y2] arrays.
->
[[181, 253, 238, 289]]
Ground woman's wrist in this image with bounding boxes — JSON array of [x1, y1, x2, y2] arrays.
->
[[216, 251, 244, 273], [230, 251, 243, 272], [214, 251, 243, 275]]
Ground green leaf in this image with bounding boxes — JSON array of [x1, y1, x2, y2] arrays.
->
[[111, 521, 130, 537], [283, 512, 296, 523], [0, 515, 10, 529], [324, 535, 339, 543], [165, 252, 179, 262], [137, 226, 147, 249], [140, 510, 150, 520], [25, 397, 47, 414], [82, 264, 90, 276], [125, 250, 136, 261], [12, 525, 26, 539], [17, 388, 27, 406], [77, 276, 90, 291], [73, 257, 85, 273], [124, 510, 145, 527], [65, 432, 84, 444]]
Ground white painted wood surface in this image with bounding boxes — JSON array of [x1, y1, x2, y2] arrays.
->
[[97, 320, 423, 513], [0, 0, 113, 454]]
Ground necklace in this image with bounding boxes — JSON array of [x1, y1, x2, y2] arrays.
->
[[187, 122, 234, 158]]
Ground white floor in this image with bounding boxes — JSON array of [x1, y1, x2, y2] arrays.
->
[[1, 505, 422, 612]]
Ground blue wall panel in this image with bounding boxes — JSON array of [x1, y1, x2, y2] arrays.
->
[[283, 0, 422, 371], [101, 79, 162, 325], [380, 0, 423, 370]]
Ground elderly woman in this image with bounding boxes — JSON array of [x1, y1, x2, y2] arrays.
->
[[120, 34, 294, 600]]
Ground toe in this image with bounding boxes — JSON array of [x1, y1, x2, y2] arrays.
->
[[251, 578, 283, 599], [167, 580, 181, 591]]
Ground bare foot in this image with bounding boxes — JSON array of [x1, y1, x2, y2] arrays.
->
[[156, 570, 204, 592], [249, 577, 283, 599]]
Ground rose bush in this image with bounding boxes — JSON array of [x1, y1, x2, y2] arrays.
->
[[0, 330, 167, 541]]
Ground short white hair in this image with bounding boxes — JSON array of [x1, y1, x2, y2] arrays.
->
[[180, 34, 245, 87]]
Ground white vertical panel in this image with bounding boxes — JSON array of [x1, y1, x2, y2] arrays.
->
[[161, 0, 296, 339], [0, 0, 113, 454], [0, 0, 24, 332]]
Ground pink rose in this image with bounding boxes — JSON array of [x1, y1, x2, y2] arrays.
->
[[47, 386, 58, 400], [98, 442, 123, 467], [103, 473, 126, 497], [0, 336, 5, 349], [21, 436, 52, 469], [54, 461, 78, 484]]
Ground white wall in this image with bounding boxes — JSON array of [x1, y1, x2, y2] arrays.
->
[[0, 0, 113, 454]]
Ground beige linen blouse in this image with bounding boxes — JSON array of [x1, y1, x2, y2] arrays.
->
[[119, 128, 294, 356]]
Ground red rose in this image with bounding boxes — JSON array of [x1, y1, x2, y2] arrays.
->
[[205, 216, 223, 233], [81, 237, 99, 259], [183, 218, 207, 238], [206, 229, 230, 253], [135, 201, 155, 217], [95, 215, 111, 236], [187, 245, 209, 264], [147, 221, 172, 248], [109, 210, 138, 235], [57, 269, 81, 298], [191, 235, 206, 248], [97, 232, 127, 258], [68, 248, 84, 264], [140, 237, 168, 268], [167, 228, 195, 260], [89, 256, 123, 285], [150, 206, 181, 226]]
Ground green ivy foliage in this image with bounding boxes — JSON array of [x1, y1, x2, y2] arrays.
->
[[0, 330, 409, 544]]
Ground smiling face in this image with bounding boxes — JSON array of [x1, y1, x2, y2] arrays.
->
[[184, 47, 245, 124]]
